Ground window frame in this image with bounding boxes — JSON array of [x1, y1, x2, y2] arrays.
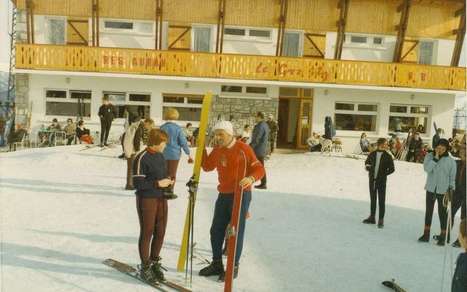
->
[[102, 91, 152, 119], [223, 25, 273, 43], [101, 18, 155, 36], [162, 93, 204, 122], [388, 104, 431, 135], [334, 101, 379, 133], [220, 84, 269, 98], [44, 88, 92, 118], [191, 24, 214, 53], [45, 16, 67, 45]]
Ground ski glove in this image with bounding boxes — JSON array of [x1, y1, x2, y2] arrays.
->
[[239, 176, 255, 188]]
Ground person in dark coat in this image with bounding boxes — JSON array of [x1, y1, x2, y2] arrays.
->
[[452, 136, 466, 247], [324, 116, 336, 140], [406, 132, 423, 162], [266, 114, 278, 155], [98, 96, 117, 147], [451, 219, 467, 292], [363, 138, 395, 228], [250, 112, 270, 189]]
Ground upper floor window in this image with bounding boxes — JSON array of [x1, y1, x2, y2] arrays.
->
[[105, 21, 133, 30], [193, 26, 212, 52], [419, 41, 434, 65], [344, 34, 384, 48], [224, 27, 272, 42], [221, 85, 268, 96], [46, 18, 66, 45]]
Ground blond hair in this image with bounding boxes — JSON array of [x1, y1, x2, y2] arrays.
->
[[164, 108, 179, 120]]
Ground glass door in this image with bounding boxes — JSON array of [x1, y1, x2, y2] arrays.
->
[[296, 99, 313, 148]]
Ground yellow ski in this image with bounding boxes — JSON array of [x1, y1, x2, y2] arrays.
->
[[177, 92, 213, 272]]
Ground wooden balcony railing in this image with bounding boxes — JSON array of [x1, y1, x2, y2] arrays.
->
[[16, 44, 466, 91]]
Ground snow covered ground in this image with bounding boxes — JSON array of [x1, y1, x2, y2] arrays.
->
[[0, 146, 463, 292]]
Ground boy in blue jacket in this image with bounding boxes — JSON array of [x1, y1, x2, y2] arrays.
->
[[133, 129, 174, 283]]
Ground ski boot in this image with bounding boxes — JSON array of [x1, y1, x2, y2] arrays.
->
[[377, 219, 384, 229], [150, 257, 165, 282], [199, 259, 224, 277], [418, 226, 430, 242], [139, 263, 156, 283], [362, 216, 376, 224], [218, 265, 239, 282], [452, 239, 461, 248], [434, 231, 447, 246]]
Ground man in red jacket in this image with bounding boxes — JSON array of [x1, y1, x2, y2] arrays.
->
[[198, 121, 265, 281]]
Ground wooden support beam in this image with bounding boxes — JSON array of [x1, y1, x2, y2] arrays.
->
[[393, 0, 411, 63], [216, 0, 226, 53], [305, 33, 325, 58], [25, 0, 35, 44], [168, 26, 191, 49], [158, 0, 163, 50], [334, 0, 349, 60], [96, 0, 100, 47], [276, 0, 288, 56], [451, 5, 465, 67], [155, 0, 159, 49]]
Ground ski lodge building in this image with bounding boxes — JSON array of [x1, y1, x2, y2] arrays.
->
[[11, 0, 466, 152]]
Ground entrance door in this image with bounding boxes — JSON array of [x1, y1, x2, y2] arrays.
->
[[277, 88, 313, 149], [297, 99, 313, 148]]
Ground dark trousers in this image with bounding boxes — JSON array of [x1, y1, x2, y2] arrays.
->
[[66, 135, 74, 145], [166, 160, 180, 191], [452, 188, 466, 223], [136, 196, 168, 265], [269, 139, 275, 154], [406, 150, 416, 162], [424, 192, 448, 231], [126, 155, 135, 188], [257, 156, 267, 187], [369, 179, 387, 220], [100, 119, 112, 144], [210, 192, 252, 265]]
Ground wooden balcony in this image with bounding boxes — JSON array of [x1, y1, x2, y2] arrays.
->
[[16, 44, 466, 91]]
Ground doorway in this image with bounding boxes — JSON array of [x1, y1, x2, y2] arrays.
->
[[277, 88, 313, 149]]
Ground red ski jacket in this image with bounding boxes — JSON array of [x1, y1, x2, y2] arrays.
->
[[202, 140, 265, 194]]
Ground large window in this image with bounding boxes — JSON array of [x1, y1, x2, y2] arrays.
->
[[45, 89, 91, 117], [162, 94, 203, 121], [282, 32, 302, 57], [221, 85, 268, 96], [103, 92, 151, 119], [388, 104, 430, 134], [46, 18, 66, 45], [334, 102, 378, 132], [193, 26, 212, 52]]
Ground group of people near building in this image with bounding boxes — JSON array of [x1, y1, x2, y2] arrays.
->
[[117, 104, 273, 284], [360, 133, 466, 290]]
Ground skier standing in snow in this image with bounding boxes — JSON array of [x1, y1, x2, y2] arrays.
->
[[123, 117, 154, 190], [198, 121, 265, 281], [133, 129, 173, 283], [98, 96, 117, 147], [160, 108, 194, 198], [250, 112, 269, 189], [418, 138, 457, 246], [362, 138, 395, 228]]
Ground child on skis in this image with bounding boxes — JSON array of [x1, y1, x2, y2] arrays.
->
[[133, 129, 174, 283], [452, 219, 467, 292], [363, 138, 395, 228]]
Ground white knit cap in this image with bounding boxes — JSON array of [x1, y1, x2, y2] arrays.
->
[[213, 121, 234, 136]]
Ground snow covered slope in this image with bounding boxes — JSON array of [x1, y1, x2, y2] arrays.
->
[[0, 146, 463, 292]]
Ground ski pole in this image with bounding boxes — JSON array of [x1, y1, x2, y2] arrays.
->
[[185, 193, 191, 281], [190, 191, 195, 285]]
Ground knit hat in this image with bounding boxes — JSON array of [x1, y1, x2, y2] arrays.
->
[[213, 121, 234, 136], [436, 138, 450, 148]]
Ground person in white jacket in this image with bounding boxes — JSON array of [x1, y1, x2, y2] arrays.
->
[[123, 117, 154, 190]]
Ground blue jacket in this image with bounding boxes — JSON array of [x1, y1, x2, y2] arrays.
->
[[133, 149, 167, 198], [160, 122, 190, 161], [423, 152, 457, 194], [250, 121, 270, 157], [452, 253, 467, 292]]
